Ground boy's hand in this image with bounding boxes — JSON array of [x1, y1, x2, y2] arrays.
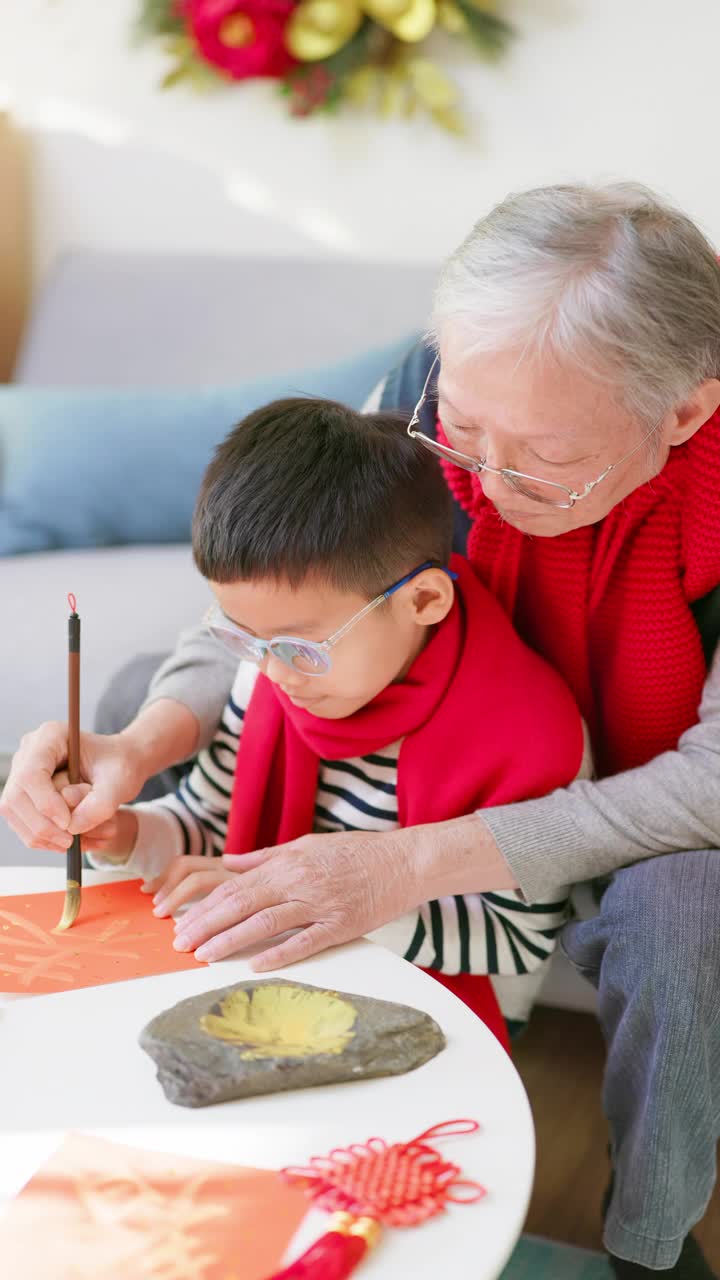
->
[[52, 772, 139, 860], [143, 857, 238, 918]]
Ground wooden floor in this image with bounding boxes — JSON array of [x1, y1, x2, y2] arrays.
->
[[514, 1007, 720, 1269]]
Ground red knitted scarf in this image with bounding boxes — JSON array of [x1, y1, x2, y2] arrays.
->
[[438, 408, 720, 775]]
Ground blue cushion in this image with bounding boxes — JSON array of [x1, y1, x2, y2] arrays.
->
[[0, 337, 413, 555]]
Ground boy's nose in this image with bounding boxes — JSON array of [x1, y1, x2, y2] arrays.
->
[[263, 652, 303, 689]]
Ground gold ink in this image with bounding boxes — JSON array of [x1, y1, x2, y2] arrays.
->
[[72, 1163, 228, 1280], [200, 983, 357, 1059], [0, 910, 144, 989]]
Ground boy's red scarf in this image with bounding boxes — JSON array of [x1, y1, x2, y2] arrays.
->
[[438, 410, 720, 775], [225, 556, 583, 1051]]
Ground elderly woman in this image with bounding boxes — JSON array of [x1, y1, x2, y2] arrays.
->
[[4, 183, 720, 1280]]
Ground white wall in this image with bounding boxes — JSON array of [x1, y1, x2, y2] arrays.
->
[[2, 0, 719, 275]]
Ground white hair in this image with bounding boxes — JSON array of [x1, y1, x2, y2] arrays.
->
[[431, 183, 720, 424]]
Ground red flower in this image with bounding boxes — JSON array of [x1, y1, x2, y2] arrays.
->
[[185, 0, 297, 80]]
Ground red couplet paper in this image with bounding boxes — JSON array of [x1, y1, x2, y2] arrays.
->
[[0, 1132, 308, 1280], [0, 880, 206, 993]]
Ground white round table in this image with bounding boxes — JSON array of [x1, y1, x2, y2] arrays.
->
[[0, 868, 534, 1278]]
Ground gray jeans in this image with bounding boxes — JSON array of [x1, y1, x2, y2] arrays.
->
[[97, 654, 720, 1270], [563, 852, 720, 1268]]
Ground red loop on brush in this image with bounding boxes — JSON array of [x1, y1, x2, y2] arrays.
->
[[281, 1119, 486, 1227], [67, 593, 77, 614]]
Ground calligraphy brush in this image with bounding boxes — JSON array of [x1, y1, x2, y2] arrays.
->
[[55, 593, 82, 931]]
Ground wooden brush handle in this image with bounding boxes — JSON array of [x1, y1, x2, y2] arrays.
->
[[68, 617, 80, 786], [68, 650, 80, 785]]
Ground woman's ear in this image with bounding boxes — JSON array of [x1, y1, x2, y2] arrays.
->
[[407, 567, 455, 628], [667, 379, 720, 447]]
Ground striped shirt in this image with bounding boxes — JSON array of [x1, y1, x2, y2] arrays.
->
[[120, 663, 574, 1019]]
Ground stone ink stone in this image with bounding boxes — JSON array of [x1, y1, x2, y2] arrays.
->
[[139, 978, 445, 1108]]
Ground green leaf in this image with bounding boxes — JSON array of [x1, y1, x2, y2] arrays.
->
[[406, 57, 457, 110], [431, 104, 466, 134], [314, 20, 373, 81], [283, 20, 374, 112], [135, 0, 186, 41], [184, 60, 227, 90], [402, 87, 417, 117], [156, 33, 226, 92], [162, 33, 196, 60], [436, 1, 469, 36], [379, 66, 408, 116], [344, 66, 379, 106], [160, 61, 191, 90], [453, 2, 514, 59]]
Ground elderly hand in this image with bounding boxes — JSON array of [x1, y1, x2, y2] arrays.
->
[[1, 701, 200, 855], [171, 814, 511, 971], [0, 722, 145, 853], [48, 770, 139, 861], [172, 827, 421, 970]]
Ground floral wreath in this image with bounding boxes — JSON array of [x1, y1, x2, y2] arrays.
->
[[137, 0, 514, 128]]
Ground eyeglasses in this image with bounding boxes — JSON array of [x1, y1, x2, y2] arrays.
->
[[205, 560, 457, 676], [407, 356, 662, 509]]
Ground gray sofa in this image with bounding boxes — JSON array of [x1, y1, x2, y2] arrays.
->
[[0, 248, 596, 1011]]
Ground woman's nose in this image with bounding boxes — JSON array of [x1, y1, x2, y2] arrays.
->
[[479, 461, 511, 504], [478, 439, 518, 497], [481, 434, 514, 471]]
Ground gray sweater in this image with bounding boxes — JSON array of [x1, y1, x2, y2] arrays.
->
[[143, 627, 720, 903]]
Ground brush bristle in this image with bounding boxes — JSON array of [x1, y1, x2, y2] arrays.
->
[[54, 882, 81, 932]]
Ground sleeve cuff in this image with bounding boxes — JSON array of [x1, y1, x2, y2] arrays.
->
[[88, 804, 184, 883], [481, 797, 585, 902]]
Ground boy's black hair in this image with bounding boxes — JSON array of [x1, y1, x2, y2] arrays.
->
[[192, 397, 453, 597]]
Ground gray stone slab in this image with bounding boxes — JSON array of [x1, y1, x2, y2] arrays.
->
[[139, 977, 445, 1108]]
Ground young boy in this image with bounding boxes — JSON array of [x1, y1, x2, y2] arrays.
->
[[81, 398, 589, 1040]]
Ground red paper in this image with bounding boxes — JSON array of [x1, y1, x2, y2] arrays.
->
[[0, 880, 205, 993], [0, 1132, 308, 1280]]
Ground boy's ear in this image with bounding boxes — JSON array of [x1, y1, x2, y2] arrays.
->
[[407, 568, 455, 627]]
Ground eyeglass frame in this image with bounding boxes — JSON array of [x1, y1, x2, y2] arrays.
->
[[204, 559, 457, 676], [406, 355, 663, 509]]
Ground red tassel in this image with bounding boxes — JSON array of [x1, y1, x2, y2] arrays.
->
[[268, 1228, 368, 1279]]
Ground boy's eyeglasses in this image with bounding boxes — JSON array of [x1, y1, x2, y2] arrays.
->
[[205, 560, 457, 677], [407, 355, 662, 509]]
